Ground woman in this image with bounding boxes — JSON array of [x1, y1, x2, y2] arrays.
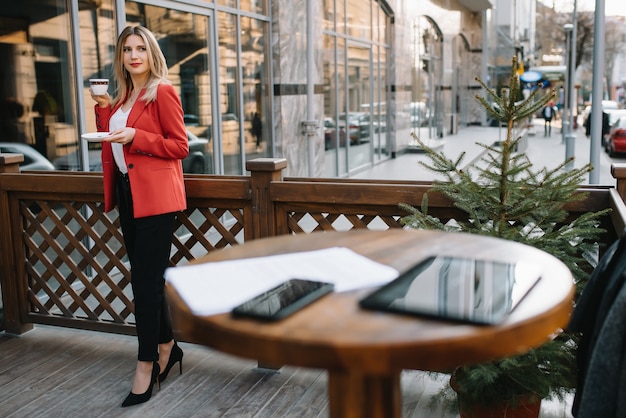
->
[[90, 25, 187, 407]]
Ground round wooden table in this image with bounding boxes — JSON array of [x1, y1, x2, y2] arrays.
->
[[165, 229, 574, 418]]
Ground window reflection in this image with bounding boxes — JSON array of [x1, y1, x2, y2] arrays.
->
[[336, 0, 346, 34], [322, 0, 389, 176], [217, 12, 242, 174], [216, 11, 270, 175], [372, 45, 389, 161], [336, 37, 347, 175], [239, 0, 267, 15], [373, 2, 380, 43], [77, 1, 270, 176], [0, 1, 80, 171], [346, 0, 371, 40], [216, 0, 236, 8], [411, 16, 444, 140], [122, 3, 215, 174], [241, 16, 269, 159], [323, 34, 338, 177], [3, 0, 380, 179], [347, 44, 371, 172], [322, 0, 335, 32]]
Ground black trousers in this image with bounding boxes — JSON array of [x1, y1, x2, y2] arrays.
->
[[116, 173, 175, 362], [544, 118, 553, 136]]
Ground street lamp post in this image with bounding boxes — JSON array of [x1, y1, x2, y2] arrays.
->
[[563, 23, 575, 170], [589, 0, 605, 184], [569, 0, 578, 132]]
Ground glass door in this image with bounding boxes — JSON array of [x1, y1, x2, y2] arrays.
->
[[345, 42, 372, 174]]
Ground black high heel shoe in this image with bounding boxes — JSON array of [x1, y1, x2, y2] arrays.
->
[[121, 362, 160, 407], [158, 341, 184, 384]]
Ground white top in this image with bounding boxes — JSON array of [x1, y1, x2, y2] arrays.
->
[[544, 106, 552, 118], [109, 106, 131, 174]]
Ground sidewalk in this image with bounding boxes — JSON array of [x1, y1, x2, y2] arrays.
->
[[351, 119, 616, 186]]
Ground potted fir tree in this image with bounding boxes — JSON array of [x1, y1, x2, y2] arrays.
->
[[400, 57, 609, 417]]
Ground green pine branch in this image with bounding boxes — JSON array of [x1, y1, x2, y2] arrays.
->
[[403, 56, 610, 409]]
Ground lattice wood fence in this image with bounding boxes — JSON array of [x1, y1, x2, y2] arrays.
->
[[0, 164, 255, 335], [17, 198, 248, 334], [1, 158, 624, 336]]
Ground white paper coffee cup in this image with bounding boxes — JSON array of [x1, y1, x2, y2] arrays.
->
[[89, 79, 109, 95]]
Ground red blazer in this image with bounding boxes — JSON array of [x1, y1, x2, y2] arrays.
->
[[95, 83, 189, 218]]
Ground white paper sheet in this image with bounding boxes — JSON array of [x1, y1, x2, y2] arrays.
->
[[164, 247, 399, 316]]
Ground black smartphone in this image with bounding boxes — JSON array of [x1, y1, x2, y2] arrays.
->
[[359, 256, 542, 325], [232, 278, 334, 321]]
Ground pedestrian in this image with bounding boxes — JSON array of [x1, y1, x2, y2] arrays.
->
[[542, 100, 556, 137], [584, 110, 610, 141], [251, 111, 262, 152], [0, 97, 25, 142], [90, 25, 187, 407]]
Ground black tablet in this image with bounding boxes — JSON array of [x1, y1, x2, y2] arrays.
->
[[359, 256, 542, 325], [232, 278, 334, 321]]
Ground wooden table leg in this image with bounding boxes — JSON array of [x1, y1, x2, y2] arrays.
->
[[327, 369, 402, 418]]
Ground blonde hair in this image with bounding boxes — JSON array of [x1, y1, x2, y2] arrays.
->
[[111, 26, 170, 106]]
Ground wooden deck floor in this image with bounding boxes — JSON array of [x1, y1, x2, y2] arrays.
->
[[0, 326, 573, 417]]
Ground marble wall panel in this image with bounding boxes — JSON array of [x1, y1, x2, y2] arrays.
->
[[272, 0, 325, 176]]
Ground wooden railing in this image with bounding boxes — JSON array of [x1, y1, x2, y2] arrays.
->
[[2, 155, 626, 336]]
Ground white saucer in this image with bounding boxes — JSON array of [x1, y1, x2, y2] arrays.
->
[[81, 132, 110, 142]]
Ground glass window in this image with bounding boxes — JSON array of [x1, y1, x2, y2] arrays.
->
[[215, 10, 271, 175], [119, 2, 215, 174], [347, 43, 372, 172], [323, 34, 339, 177], [336, 37, 347, 176], [336, 0, 346, 34], [346, 0, 371, 40], [239, 0, 268, 15], [411, 16, 444, 140], [322, 0, 389, 176], [377, 45, 390, 159], [217, 0, 237, 8], [241, 16, 270, 160], [372, 2, 379, 43], [217, 12, 242, 175], [372, 46, 384, 161], [323, 0, 335, 32], [0, 0, 81, 171]]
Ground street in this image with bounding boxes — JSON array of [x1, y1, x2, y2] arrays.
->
[[351, 118, 619, 187]]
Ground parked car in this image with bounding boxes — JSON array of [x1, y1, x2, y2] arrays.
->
[[337, 112, 370, 144], [582, 100, 621, 132], [53, 140, 103, 171], [183, 131, 210, 173], [600, 109, 626, 146], [323, 117, 347, 150], [406, 102, 432, 127], [0, 142, 55, 171], [183, 114, 199, 125], [606, 109, 626, 127], [53, 131, 209, 173], [363, 112, 387, 134], [605, 116, 626, 157]]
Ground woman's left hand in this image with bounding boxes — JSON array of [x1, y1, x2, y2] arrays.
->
[[106, 127, 136, 145]]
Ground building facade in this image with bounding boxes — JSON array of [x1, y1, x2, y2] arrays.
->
[[1, 0, 500, 178]]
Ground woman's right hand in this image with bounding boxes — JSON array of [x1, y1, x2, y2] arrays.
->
[[90, 90, 111, 108]]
